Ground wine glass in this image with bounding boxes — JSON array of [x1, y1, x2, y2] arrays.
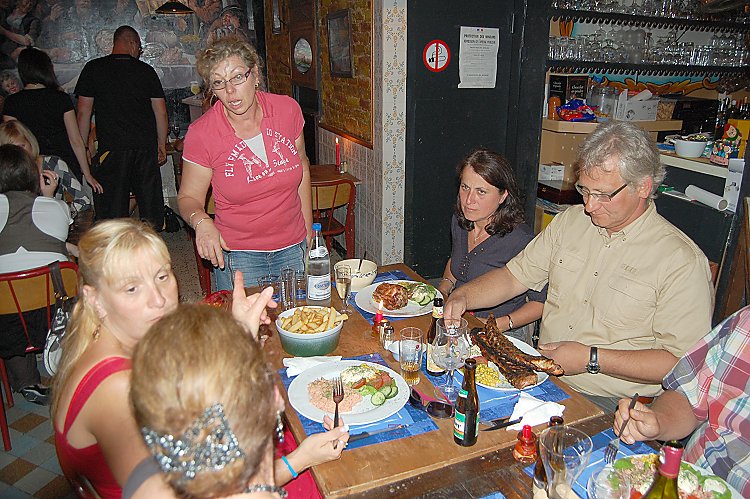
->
[[170, 122, 181, 140], [334, 265, 351, 314], [539, 425, 593, 499], [190, 80, 202, 95], [587, 463, 631, 499], [431, 317, 469, 403]]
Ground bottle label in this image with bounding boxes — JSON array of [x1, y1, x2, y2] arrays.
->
[[426, 344, 445, 374], [309, 246, 328, 258], [432, 306, 444, 319], [454, 410, 466, 439], [307, 274, 331, 300]]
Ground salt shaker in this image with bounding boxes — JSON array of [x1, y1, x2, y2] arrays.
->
[[338, 160, 348, 174], [381, 323, 396, 350]]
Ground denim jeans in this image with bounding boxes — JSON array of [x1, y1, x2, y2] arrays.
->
[[214, 240, 307, 291]]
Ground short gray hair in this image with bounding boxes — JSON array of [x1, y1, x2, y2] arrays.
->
[[575, 121, 664, 197]]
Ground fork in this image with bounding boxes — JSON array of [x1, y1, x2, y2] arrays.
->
[[332, 377, 344, 449], [605, 392, 639, 464]]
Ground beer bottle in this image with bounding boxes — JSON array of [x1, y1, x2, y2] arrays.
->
[[532, 416, 564, 495], [426, 297, 445, 376], [454, 358, 479, 446], [643, 441, 684, 499]]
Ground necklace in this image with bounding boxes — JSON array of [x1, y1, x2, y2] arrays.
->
[[244, 484, 288, 497], [471, 228, 489, 244]]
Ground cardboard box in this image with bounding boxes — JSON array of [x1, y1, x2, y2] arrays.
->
[[615, 92, 659, 121], [548, 73, 589, 104], [539, 163, 565, 181]]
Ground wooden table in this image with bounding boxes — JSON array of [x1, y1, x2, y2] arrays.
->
[[310, 164, 361, 185], [263, 264, 605, 498]]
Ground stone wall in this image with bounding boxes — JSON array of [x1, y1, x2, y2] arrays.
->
[[264, 0, 293, 96]]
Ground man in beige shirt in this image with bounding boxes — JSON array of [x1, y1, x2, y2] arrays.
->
[[445, 121, 713, 409]]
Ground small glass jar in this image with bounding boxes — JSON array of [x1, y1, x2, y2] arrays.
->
[[338, 160, 348, 174]]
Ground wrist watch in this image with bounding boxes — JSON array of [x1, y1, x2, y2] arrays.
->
[[586, 346, 601, 374]]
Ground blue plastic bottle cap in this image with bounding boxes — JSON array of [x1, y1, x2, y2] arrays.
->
[[312, 222, 322, 230]]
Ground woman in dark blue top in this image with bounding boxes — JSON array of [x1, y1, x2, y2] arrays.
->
[[438, 149, 546, 343]]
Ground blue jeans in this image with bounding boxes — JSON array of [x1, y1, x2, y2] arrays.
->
[[214, 240, 307, 291]]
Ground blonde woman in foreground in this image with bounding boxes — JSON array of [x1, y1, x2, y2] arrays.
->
[[52, 219, 346, 498]]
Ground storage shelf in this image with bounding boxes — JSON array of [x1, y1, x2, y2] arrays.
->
[[551, 8, 750, 32], [542, 118, 683, 133], [546, 60, 749, 77], [659, 152, 728, 178]]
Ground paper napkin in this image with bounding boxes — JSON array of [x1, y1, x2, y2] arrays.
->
[[283, 356, 342, 377], [506, 392, 565, 431]]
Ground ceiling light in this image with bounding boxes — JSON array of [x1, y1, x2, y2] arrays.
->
[[155, 1, 194, 14]]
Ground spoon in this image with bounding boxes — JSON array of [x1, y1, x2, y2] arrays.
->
[[357, 251, 368, 271]]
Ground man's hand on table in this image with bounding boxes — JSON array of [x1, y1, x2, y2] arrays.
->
[[232, 271, 276, 340], [614, 399, 660, 444], [537, 341, 589, 375]]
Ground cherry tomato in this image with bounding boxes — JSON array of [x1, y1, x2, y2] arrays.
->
[[381, 373, 392, 385], [630, 491, 642, 499], [351, 378, 366, 389], [370, 377, 384, 389]]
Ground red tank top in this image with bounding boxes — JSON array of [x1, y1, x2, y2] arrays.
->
[[54, 357, 131, 499]]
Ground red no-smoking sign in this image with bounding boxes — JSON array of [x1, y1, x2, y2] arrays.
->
[[423, 39, 450, 72]]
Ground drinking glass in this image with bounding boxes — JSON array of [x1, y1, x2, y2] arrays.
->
[[587, 463, 631, 499], [279, 267, 297, 311], [431, 318, 469, 403], [170, 122, 181, 140], [539, 425, 593, 499], [399, 327, 424, 386], [334, 265, 352, 314], [190, 80, 202, 95], [257, 275, 280, 302]]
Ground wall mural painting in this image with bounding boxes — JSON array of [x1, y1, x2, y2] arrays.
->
[[595, 73, 722, 96], [0, 0, 254, 91]]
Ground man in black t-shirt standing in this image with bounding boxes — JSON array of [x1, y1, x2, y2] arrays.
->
[[75, 25, 168, 230]]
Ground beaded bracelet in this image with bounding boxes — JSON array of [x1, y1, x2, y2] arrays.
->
[[193, 216, 211, 229], [281, 455, 298, 478]]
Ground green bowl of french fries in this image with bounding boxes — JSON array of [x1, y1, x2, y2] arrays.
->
[[275, 306, 348, 357]]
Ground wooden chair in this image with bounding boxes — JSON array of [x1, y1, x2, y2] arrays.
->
[[312, 178, 356, 258], [188, 191, 215, 297], [0, 261, 78, 451]]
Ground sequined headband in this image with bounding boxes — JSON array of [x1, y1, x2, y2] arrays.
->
[[142, 402, 245, 484]]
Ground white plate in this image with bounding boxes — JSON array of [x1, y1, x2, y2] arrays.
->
[[611, 454, 742, 498], [470, 335, 549, 391], [354, 280, 442, 318], [287, 360, 410, 425]]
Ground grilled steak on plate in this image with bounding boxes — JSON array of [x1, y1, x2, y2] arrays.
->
[[372, 283, 409, 310]]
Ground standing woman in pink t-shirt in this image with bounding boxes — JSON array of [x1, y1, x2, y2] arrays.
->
[[178, 36, 313, 291]]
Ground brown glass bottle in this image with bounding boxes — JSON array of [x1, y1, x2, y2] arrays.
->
[[532, 416, 564, 493], [453, 358, 479, 446], [426, 297, 445, 376]]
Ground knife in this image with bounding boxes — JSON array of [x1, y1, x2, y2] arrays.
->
[[349, 424, 406, 442], [480, 417, 522, 432]]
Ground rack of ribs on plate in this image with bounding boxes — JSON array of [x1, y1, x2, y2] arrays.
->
[[469, 314, 564, 389]]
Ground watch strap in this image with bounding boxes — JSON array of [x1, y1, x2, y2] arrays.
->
[[586, 346, 600, 374]]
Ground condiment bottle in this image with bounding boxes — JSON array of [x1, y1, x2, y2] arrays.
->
[[454, 358, 479, 446], [643, 441, 684, 498], [378, 319, 392, 346], [513, 424, 537, 463], [426, 297, 446, 376], [532, 416, 564, 496]]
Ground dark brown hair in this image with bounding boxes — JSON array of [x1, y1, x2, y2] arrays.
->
[[455, 148, 525, 236], [0, 143, 39, 194]]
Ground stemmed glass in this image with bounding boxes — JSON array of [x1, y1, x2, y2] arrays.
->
[[431, 317, 469, 403], [170, 122, 181, 140], [334, 265, 351, 314]]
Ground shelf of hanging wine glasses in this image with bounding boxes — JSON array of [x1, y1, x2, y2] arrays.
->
[[547, 59, 750, 76], [551, 9, 750, 32]]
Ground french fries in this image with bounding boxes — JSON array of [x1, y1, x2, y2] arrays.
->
[[279, 307, 348, 334]]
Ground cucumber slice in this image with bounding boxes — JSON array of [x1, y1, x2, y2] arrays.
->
[[379, 385, 392, 398], [360, 385, 376, 396], [371, 391, 386, 406], [385, 385, 398, 398]]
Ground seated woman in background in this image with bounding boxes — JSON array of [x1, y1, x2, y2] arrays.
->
[[0, 143, 68, 404], [437, 149, 546, 343], [0, 119, 91, 214], [52, 219, 347, 498], [130, 304, 349, 499]]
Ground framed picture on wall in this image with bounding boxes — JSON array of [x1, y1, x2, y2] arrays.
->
[[327, 9, 353, 77]]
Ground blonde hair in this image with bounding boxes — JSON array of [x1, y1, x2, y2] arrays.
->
[[51, 219, 171, 416], [130, 305, 276, 498], [0, 120, 40, 157], [196, 36, 266, 92]]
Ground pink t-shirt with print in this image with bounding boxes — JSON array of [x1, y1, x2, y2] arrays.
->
[[183, 92, 307, 251]]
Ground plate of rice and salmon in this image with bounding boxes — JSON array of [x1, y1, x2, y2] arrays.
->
[[287, 360, 410, 424]]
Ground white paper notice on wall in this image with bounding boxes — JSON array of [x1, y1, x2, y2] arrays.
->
[[458, 26, 499, 89]]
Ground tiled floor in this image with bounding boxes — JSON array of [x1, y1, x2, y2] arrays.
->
[[0, 227, 202, 497]]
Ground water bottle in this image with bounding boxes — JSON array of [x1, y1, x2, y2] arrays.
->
[[306, 223, 331, 306]]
